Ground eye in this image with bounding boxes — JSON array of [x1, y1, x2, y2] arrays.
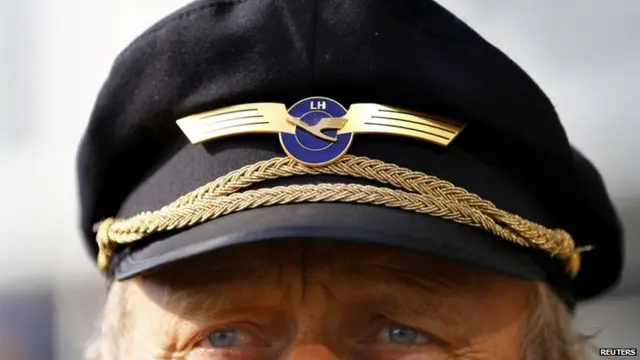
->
[[201, 328, 250, 349], [378, 324, 430, 346]]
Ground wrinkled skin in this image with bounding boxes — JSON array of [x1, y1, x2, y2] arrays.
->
[[121, 240, 535, 359]]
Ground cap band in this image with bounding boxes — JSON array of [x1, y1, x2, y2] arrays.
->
[[95, 154, 590, 278]]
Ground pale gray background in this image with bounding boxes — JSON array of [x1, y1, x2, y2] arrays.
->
[[0, 1, 638, 359]]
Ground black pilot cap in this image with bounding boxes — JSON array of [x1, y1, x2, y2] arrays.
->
[[77, 0, 623, 305]]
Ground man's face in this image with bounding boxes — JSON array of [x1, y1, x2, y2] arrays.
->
[[122, 240, 535, 359]]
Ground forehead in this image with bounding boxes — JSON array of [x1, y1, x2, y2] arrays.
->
[[129, 240, 536, 351]]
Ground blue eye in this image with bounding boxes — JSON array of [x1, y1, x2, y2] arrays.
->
[[385, 324, 429, 345], [206, 329, 238, 348]]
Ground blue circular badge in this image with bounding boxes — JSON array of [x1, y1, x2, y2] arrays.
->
[[279, 97, 353, 166]]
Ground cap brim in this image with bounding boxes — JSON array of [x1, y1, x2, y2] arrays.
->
[[109, 134, 562, 282], [113, 201, 545, 280]]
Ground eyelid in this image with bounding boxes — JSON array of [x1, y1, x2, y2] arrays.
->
[[377, 324, 430, 345], [363, 316, 450, 348], [189, 323, 271, 351]]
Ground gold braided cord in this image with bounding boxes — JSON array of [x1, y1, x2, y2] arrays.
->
[[96, 155, 583, 275]]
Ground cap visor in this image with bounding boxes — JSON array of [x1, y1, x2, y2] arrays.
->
[[113, 202, 545, 280]]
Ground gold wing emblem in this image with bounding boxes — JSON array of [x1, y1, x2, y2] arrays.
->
[[176, 103, 295, 144], [337, 104, 465, 147], [177, 102, 465, 147]]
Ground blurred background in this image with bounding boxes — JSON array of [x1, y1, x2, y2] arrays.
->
[[0, 0, 638, 359]]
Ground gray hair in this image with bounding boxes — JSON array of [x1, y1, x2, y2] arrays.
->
[[522, 283, 594, 360], [84, 281, 131, 360], [85, 281, 593, 360]]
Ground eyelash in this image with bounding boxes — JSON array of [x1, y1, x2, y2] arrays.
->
[[188, 319, 445, 355], [365, 316, 448, 348], [188, 324, 257, 351]]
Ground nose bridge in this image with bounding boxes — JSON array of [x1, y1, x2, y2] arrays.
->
[[295, 271, 347, 358], [285, 343, 343, 360], [283, 299, 347, 360], [280, 240, 346, 358]]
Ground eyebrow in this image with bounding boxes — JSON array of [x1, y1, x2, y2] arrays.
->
[[373, 298, 463, 336], [159, 255, 481, 298], [151, 250, 486, 325], [334, 263, 472, 324], [159, 282, 279, 323], [163, 277, 467, 333], [141, 263, 279, 318]]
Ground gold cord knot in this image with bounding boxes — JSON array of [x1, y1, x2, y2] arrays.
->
[[95, 218, 117, 272], [556, 245, 596, 279]]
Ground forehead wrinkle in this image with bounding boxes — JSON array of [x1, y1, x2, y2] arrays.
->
[[335, 279, 473, 342], [140, 266, 285, 323], [140, 241, 324, 322], [375, 290, 466, 329], [336, 260, 481, 295], [146, 282, 244, 321], [328, 262, 476, 331], [378, 263, 486, 294], [336, 275, 465, 321]]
